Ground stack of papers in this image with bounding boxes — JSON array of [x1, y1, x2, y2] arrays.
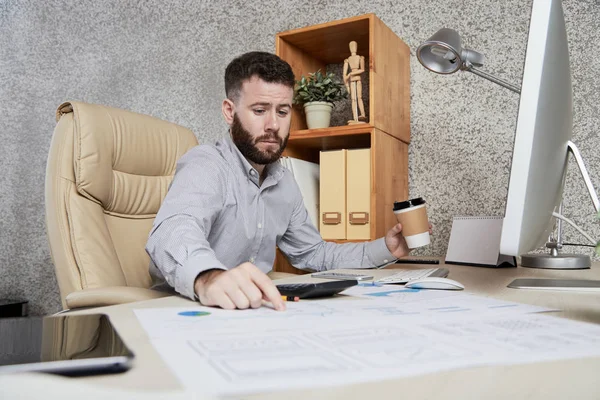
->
[[134, 286, 600, 397], [279, 157, 320, 227]]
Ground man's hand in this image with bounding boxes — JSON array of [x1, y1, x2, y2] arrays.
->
[[384, 223, 433, 259], [194, 263, 286, 311]]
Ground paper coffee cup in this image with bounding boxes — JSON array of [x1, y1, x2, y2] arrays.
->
[[393, 197, 430, 249]]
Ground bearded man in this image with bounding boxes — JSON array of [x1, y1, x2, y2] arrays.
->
[[147, 52, 414, 311]]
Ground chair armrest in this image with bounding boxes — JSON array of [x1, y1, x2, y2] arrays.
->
[[65, 287, 170, 309]]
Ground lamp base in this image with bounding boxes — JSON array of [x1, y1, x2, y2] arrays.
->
[[521, 253, 591, 269]]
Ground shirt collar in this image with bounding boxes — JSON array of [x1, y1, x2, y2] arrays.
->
[[221, 135, 285, 187]]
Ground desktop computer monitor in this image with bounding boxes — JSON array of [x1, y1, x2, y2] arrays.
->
[[499, 0, 598, 269], [417, 0, 598, 284], [499, 0, 571, 258]]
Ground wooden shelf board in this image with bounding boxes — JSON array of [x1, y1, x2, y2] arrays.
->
[[290, 124, 374, 139], [287, 133, 371, 153], [285, 125, 374, 163]]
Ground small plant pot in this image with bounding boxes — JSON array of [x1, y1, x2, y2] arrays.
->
[[303, 101, 333, 129]]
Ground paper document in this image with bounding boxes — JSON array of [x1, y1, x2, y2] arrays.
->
[[340, 284, 556, 315], [279, 157, 320, 227], [132, 292, 597, 397]]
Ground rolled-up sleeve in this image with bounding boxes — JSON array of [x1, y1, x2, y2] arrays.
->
[[146, 150, 228, 300]]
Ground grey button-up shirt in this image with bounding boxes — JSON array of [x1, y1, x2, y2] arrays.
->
[[146, 136, 395, 299]]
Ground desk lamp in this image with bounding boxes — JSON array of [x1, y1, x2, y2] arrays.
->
[[416, 28, 521, 94]]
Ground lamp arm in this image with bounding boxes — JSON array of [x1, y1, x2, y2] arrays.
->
[[465, 66, 521, 94]]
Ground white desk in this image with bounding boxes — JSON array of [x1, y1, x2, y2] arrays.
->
[[74, 260, 600, 399]]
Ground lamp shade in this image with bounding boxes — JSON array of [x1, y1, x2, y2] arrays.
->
[[416, 28, 519, 93], [416, 28, 463, 74]]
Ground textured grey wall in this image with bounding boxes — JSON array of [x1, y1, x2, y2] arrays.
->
[[1, 0, 598, 315]]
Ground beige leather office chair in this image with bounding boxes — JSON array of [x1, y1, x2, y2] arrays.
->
[[45, 101, 198, 310]]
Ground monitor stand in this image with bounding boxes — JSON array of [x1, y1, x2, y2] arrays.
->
[[521, 141, 599, 270]]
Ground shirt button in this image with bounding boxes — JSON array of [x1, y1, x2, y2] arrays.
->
[[249, 257, 255, 263], [383, 259, 389, 263], [257, 223, 262, 229], [250, 170, 256, 176]]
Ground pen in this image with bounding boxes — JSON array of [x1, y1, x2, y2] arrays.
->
[[281, 295, 300, 302]]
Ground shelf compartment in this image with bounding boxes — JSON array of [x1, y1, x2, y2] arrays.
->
[[277, 15, 370, 65]]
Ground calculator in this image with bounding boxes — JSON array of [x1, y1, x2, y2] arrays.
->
[[310, 271, 373, 281], [276, 280, 358, 299]]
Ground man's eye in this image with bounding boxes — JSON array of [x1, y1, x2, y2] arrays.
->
[[278, 110, 289, 116], [253, 109, 266, 114]]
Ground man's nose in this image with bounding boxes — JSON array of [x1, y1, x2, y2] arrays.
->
[[265, 110, 279, 131]]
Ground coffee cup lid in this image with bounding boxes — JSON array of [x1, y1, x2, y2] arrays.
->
[[393, 197, 426, 211]]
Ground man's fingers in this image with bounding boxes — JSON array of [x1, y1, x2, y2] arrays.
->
[[231, 264, 265, 309], [250, 270, 285, 311], [238, 283, 263, 309], [390, 223, 403, 235], [210, 291, 236, 310], [227, 288, 251, 309], [200, 264, 285, 311]]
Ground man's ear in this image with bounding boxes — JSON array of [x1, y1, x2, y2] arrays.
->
[[222, 99, 235, 125]]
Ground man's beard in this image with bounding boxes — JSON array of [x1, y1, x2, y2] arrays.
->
[[230, 114, 288, 165]]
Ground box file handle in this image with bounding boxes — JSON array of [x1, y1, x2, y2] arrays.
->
[[322, 212, 341, 225], [349, 212, 369, 225]]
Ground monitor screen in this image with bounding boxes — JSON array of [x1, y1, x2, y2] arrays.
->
[[500, 0, 572, 257]]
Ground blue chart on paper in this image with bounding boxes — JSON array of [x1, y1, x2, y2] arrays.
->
[[365, 289, 421, 297], [178, 311, 211, 317]]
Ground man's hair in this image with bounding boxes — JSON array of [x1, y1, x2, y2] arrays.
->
[[224, 52, 295, 102]]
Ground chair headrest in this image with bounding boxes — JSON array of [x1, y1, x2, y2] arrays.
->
[[56, 101, 198, 217]]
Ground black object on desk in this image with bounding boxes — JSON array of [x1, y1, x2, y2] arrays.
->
[[276, 280, 358, 299], [0, 299, 28, 318], [0, 313, 134, 376], [395, 259, 440, 265]]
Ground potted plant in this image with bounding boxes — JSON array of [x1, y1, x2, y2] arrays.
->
[[294, 70, 347, 129]]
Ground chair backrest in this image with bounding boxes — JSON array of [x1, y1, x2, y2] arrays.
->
[[45, 101, 198, 308]]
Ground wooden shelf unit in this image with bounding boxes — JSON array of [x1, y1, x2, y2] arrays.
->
[[274, 14, 410, 274]]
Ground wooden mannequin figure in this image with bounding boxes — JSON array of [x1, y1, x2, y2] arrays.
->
[[343, 41, 367, 124]]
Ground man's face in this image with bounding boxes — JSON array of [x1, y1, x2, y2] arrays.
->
[[227, 77, 293, 165]]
